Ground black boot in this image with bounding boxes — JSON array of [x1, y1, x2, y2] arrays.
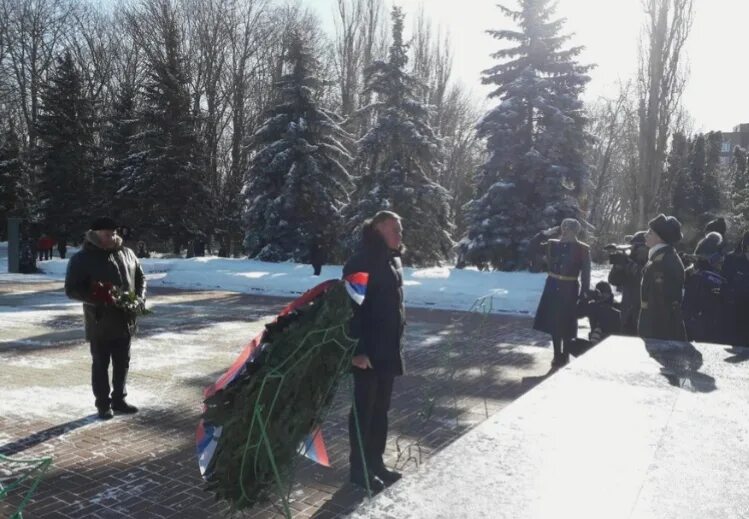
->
[[350, 467, 384, 493], [372, 464, 402, 485], [97, 406, 114, 420], [112, 400, 138, 414]]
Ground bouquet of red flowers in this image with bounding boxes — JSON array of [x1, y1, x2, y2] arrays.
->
[[91, 281, 150, 316]]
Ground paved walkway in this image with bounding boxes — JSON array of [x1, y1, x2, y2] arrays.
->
[[0, 279, 556, 518]]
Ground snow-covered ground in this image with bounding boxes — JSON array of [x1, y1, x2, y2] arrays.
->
[[1, 242, 608, 315]]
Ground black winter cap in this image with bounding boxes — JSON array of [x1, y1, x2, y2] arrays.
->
[[704, 217, 727, 237], [90, 217, 118, 231], [629, 231, 648, 246], [648, 214, 682, 245]]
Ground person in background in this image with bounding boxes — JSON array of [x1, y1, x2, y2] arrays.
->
[[722, 231, 749, 346], [136, 241, 151, 259], [704, 217, 727, 245], [533, 218, 591, 367], [310, 235, 327, 276], [683, 232, 726, 344], [608, 231, 648, 336], [57, 235, 68, 259], [580, 281, 621, 345], [638, 214, 687, 341]]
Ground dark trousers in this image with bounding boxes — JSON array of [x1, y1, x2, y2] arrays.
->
[[552, 335, 572, 363], [349, 369, 395, 474], [90, 336, 131, 409], [312, 263, 322, 276], [621, 307, 639, 336]]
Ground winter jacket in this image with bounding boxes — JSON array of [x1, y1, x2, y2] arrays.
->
[[65, 231, 146, 342], [343, 227, 405, 375], [608, 257, 645, 335], [638, 245, 687, 341], [722, 252, 749, 346], [683, 265, 727, 344]]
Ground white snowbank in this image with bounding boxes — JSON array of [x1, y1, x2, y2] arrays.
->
[[2, 241, 609, 315]]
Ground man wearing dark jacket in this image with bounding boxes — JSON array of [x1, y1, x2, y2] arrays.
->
[[638, 214, 687, 341], [722, 231, 749, 346], [65, 217, 146, 419], [343, 211, 405, 492], [608, 231, 648, 335], [683, 232, 727, 343]]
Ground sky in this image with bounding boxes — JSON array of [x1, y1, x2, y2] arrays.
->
[[308, 0, 749, 133]]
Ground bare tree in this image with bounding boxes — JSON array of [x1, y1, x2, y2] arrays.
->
[[0, 0, 76, 151], [586, 84, 641, 250], [636, 0, 693, 227], [332, 0, 362, 119]]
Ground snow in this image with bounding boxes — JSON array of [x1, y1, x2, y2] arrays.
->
[[0, 242, 608, 315]]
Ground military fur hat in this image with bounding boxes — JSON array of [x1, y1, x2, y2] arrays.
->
[[694, 232, 723, 258], [648, 214, 682, 245]]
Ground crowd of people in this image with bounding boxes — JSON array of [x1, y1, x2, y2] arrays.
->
[[532, 214, 749, 368]]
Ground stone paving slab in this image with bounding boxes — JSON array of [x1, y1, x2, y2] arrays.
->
[[0, 279, 557, 518]]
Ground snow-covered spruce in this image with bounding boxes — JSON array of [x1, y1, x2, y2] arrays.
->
[[0, 125, 32, 231], [346, 7, 454, 267], [118, 6, 210, 250], [35, 51, 96, 237], [458, 0, 593, 271], [244, 32, 353, 263]]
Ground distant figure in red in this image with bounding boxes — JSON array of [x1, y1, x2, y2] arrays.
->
[[37, 234, 55, 261]]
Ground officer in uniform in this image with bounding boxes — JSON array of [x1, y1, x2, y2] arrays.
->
[[608, 231, 648, 336], [638, 214, 687, 341], [683, 232, 726, 343], [533, 218, 591, 367]]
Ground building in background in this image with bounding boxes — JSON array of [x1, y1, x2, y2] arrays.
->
[[720, 123, 749, 164]]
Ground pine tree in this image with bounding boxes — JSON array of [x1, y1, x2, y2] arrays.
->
[[0, 125, 32, 238], [347, 7, 453, 266], [244, 33, 353, 262], [732, 145, 748, 192], [35, 51, 95, 238], [101, 82, 143, 226], [120, 8, 209, 251], [702, 131, 722, 218], [458, 0, 593, 270], [731, 146, 749, 229], [670, 132, 724, 240]]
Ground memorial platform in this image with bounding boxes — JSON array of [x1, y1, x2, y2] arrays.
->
[[349, 336, 749, 519]]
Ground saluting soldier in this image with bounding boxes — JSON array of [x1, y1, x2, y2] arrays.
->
[[533, 218, 591, 367], [638, 214, 687, 341]]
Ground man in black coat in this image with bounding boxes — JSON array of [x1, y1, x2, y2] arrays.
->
[[343, 211, 405, 492], [722, 231, 749, 346], [638, 214, 687, 341], [65, 217, 146, 419], [608, 231, 648, 335]]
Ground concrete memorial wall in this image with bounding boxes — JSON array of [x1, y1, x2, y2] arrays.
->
[[349, 336, 749, 519]]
